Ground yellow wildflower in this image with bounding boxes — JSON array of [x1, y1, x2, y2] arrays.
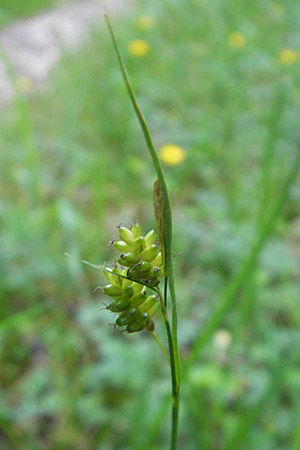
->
[[228, 31, 246, 49], [15, 76, 32, 93], [128, 39, 150, 57], [279, 48, 296, 65], [268, 2, 284, 17], [135, 15, 154, 31], [159, 144, 186, 166]]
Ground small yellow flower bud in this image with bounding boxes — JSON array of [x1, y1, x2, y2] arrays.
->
[[159, 144, 186, 166], [135, 15, 154, 31], [227, 31, 246, 49], [279, 48, 296, 65], [128, 39, 150, 57]]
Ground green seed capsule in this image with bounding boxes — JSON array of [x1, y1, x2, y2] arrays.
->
[[141, 244, 159, 262], [131, 222, 142, 239], [104, 267, 123, 286], [121, 284, 134, 300], [129, 261, 152, 275], [147, 302, 159, 318], [139, 261, 152, 272], [122, 252, 141, 264], [116, 315, 132, 327], [132, 236, 143, 251], [119, 226, 135, 246], [103, 268, 115, 284], [103, 284, 124, 298], [118, 259, 131, 268], [126, 319, 147, 333], [145, 278, 160, 288], [139, 295, 158, 313], [116, 308, 138, 326], [127, 268, 159, 286], [109, 298, 130, 312], [131, 282, 145, 294], [112, 267, 125, 286], [148, 266, 161, 278], [146, 320, 155, 331], [118, 255, 135, 267], [151, 252, 162, 267], [131, 290, 148, 307], [114, 240, 133, 252], [119, 270, 132, 288], [144, 230, 156, 246]]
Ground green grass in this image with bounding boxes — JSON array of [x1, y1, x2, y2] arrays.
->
[[0, 0, 64, 28], [1, 0, 300, 448]]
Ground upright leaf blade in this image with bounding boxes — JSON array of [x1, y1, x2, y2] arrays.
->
[[153, 177, 166, 273]]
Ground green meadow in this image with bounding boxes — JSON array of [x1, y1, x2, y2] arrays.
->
[[1, 0, 300, 448], [0, 0, 62, 27]]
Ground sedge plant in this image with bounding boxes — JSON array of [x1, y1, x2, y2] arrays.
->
[[92, 13, 181, 450], [69, 14, 300, 450]]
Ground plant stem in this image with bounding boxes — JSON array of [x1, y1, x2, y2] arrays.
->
[[164, 275, 168, 308], [149, 331, 171, 366], [156, 287, 179, 448], [257, 83, 287, 230], [104, 14, 180, 449]]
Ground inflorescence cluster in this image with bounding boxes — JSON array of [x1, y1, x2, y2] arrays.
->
[[102, 222, 164, 333]]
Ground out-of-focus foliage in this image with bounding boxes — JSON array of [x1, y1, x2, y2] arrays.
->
[[1, 0, 300, 448], [0, 0, 62, 28]]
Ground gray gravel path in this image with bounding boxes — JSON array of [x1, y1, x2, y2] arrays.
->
[[0, 0, 129, 104]]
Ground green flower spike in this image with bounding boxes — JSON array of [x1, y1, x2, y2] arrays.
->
[[102, 265, 159, 333], [102, 223, 164, 333], [114, 222, 164, 287]]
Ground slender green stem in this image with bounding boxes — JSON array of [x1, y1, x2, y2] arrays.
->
[[292, 418, 300, 450], [257, 83, 287, 230], [156, 288, 179, 449], [149, 331, 171, 366], [164, 275, 168, 307], [104, 14, 180, 449]]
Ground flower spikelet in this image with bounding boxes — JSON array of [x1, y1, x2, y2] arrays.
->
[[102, 222, 163, 333]]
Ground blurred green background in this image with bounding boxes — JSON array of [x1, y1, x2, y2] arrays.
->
[[1, 0, 300, 448]]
